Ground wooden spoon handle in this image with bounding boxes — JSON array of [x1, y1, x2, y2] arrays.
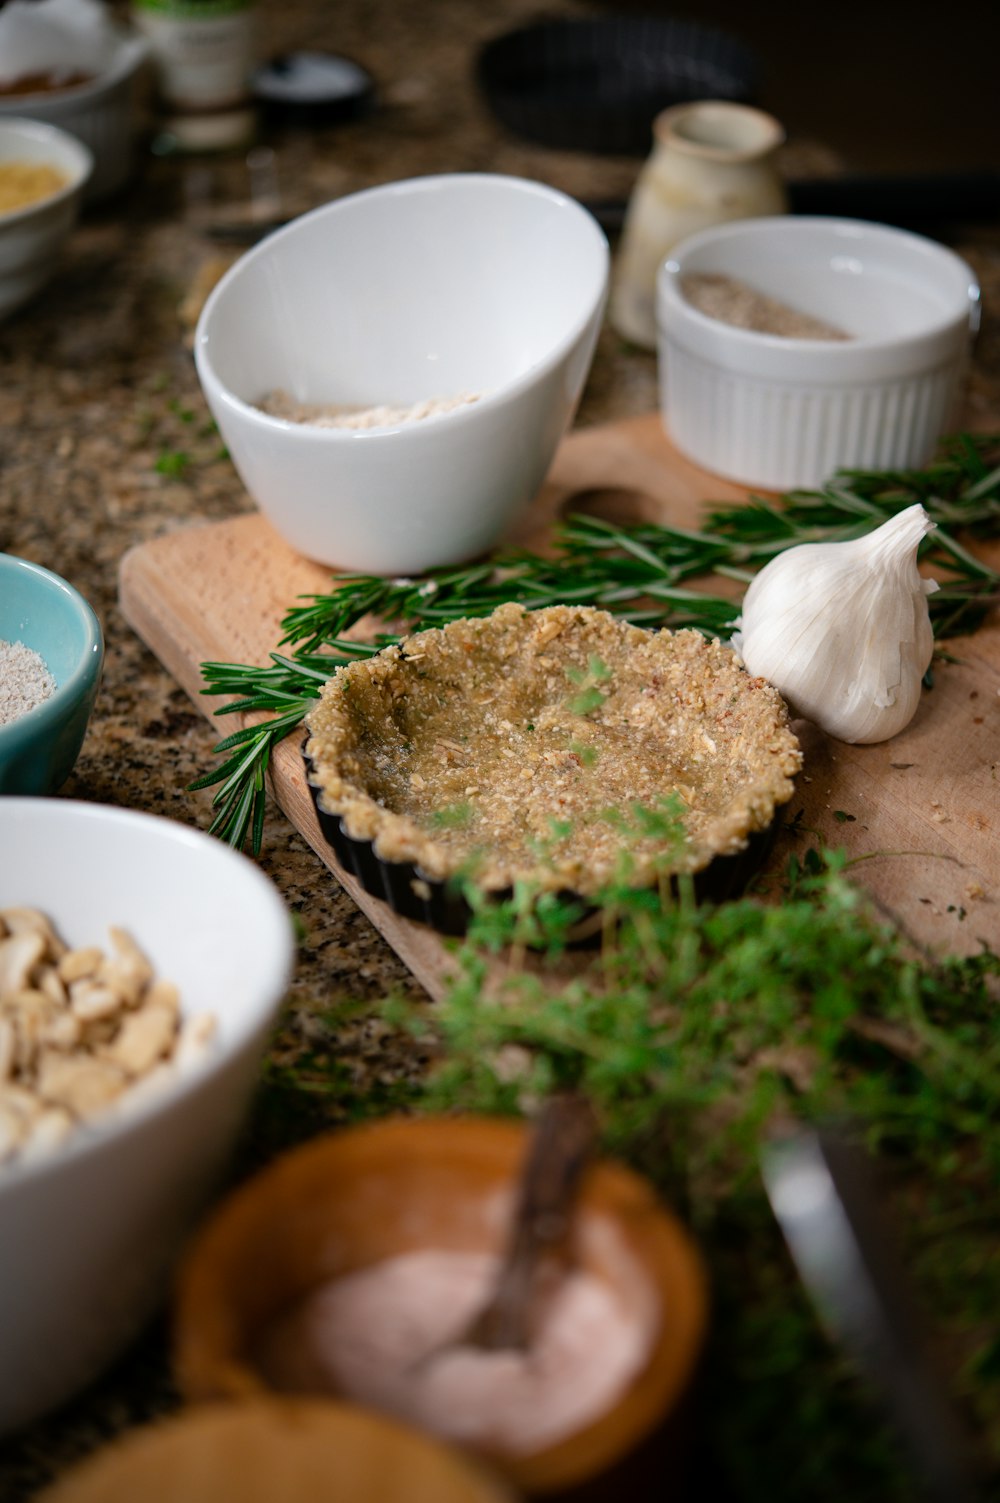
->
[[468, 1093, 598, 1352]]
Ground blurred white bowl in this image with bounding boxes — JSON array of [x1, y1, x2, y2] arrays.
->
[[0, 799, 294, 1436], [195, 173, 609, 575], [0, 32, 148, 203], [0, 116, 91, 320], [657, 216, 981, 490]]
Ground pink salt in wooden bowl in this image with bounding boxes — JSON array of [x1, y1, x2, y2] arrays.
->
[[174, 1114, 709, 1499]]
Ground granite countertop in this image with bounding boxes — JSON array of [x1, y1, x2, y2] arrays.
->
[[2, 0, 1000, 1495]]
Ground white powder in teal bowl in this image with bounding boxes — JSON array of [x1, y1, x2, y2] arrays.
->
[[0, 640, 56, 727]]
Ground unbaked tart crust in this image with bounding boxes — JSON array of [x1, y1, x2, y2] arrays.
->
[[303, 603, 802, 905]]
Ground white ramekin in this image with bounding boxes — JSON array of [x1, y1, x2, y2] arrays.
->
[[656, 216, 981, 490]]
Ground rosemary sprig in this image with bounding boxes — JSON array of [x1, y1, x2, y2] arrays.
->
[[188, 644, 380, 851], [191, 436, 1000, 853], [281, 438, 1000, 649]]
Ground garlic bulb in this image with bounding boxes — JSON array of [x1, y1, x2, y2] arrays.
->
[[730, 504, 938, 744]]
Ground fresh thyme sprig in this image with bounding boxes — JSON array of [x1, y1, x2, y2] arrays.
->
[[256, 847, 1000, 1497], [191, 436, 1000, 853], [373, 848, 1000, 1500]]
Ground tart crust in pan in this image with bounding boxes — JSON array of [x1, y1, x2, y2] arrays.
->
[[303, 603, 802, 897]]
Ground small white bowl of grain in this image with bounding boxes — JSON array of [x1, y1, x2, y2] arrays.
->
[[656, 215, 981, 490], [0, 115, 92, 321], [194, 173, 609, 575]]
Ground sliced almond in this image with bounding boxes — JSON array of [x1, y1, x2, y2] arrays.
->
[[0, 909, 198, 1165], [174, 1011, 217, 1068], [102, 928, 154, 1007], [37, 966, 68, 1008], [70, 980, 125, 1023], [0, 1020, 14, 1082], [107, 1004, 177, 1077], [9, 998, 51, 1074], [58, 946, 104, 985], [0, 908, 66, 959], [0, 931, 46, 996], [36, 1054, 127, 1119], [0, 1084, 42, 1122], [39, 1011, 82, 1050], [145, 979, 180, 1017]]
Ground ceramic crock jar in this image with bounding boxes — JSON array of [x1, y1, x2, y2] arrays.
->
[[610, 100, 788, 350]]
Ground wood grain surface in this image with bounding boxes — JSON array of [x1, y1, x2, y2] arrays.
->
[[119, 414, 1000, 996]]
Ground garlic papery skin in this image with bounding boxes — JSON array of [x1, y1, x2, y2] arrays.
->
[[730, 504, 938, 744]]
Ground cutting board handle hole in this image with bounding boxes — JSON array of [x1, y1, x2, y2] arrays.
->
[[558, 487, 665, 527]]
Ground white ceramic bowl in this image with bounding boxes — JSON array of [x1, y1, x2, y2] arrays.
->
[[0, 32, 148, 203], [0, 799, 295, 1436], [0, 116, 92, 321], [657, 216, 981, 490], [195, 173, 610, 575]]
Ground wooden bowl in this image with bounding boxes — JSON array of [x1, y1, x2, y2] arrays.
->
[[174, 1115, 709, 1500], [35, 1398, 515, 1503]]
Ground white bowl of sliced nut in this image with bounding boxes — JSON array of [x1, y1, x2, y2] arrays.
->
[[0, 799, 294, 1436]]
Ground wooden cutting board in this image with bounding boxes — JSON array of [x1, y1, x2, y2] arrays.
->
[[119, 414, 1000, 997]]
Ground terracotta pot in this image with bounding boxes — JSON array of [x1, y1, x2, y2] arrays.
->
[[174, 1115, 709, 1500], [35, 1398, 515, 1503]]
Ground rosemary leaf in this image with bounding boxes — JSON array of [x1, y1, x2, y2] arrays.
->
[[189, 434, 1000, 853]]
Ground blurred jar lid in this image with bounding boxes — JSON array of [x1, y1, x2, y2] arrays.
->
[[252, 51, 375, 127], [35, 1399, 517, 1503], [476, 15, 759, 155]]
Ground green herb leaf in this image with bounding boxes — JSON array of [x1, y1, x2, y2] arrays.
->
[[566, 686, 606, 716], [429, 802, 475, 830], [155, 449, 191, 478], [569, 740, 599, 768]]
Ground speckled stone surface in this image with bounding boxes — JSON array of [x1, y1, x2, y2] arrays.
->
[[2, 1, 1000, 1496]]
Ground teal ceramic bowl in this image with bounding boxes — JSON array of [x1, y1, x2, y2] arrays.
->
[[0, 555, 104, 795]]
